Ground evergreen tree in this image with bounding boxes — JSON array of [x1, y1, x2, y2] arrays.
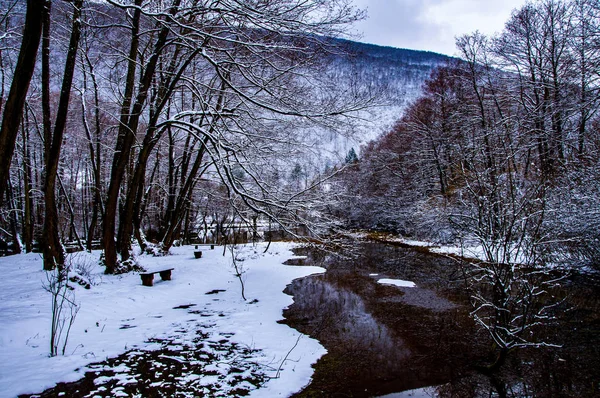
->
[[345, 147, 359, 164]]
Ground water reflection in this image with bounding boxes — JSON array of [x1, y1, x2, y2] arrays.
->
[[284, 242, 482, 397], [289, 276, 409, 368], [284, 240, 600, 398]]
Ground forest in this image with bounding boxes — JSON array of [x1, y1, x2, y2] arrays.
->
[[0, 0, 370, 273], [337, 0, 600, 273]]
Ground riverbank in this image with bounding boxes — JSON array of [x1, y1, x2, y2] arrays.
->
[[0, 242, 326, 397], [346, 230, 489, 262]]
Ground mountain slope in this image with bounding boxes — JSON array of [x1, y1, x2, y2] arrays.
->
[[314, 38, 452, 164]]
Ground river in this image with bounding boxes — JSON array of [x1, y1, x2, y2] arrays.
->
[[282, 240, 600, 397]]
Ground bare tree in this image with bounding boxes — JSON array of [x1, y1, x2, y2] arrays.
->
[[98, 0, 366, 273], [41, 0, 84, 270], [0, 0, 43, 204], [45, 265, 79, 357]]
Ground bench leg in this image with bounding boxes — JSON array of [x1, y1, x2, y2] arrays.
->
[[141, 274, 154, 286], [159, 270, 172, 281]]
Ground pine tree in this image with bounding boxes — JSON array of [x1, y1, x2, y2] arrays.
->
[[345, 147, 359, 164]]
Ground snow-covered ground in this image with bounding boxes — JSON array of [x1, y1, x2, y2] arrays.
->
[[368, 233, 534, 265], [377, 278, 416, 288], [0, 242, 326, 397], [348, 231, 488, 262], [380, 386, 439, 397]]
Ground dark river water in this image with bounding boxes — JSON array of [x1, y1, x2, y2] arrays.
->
[[282, 240, 600, 398]]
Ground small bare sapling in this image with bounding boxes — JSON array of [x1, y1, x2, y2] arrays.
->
[[44, 263, 80, 357]]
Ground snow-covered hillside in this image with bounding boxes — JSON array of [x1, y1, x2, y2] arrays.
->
[[306, 39, 452, 168]]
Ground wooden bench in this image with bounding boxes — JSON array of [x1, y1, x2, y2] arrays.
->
[[140, 268, 174, 286], [195, 244, 215, 250]]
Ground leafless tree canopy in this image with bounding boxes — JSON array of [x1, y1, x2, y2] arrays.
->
[[0, 0, 370, 272]]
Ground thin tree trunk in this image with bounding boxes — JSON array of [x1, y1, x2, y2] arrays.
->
[[57, 175, 84, 251], [133, 157, 159, 252], [42, 0, 83, 270], [161, 138, 210, 252], [80, 51, 103, 251], [40, 0, 53, 269], [41, 0, 51, 169], [21, 115, 33, 252], [6, 179, 22, 254]]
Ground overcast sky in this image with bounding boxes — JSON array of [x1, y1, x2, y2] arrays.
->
[[349, 0, 529, 56]]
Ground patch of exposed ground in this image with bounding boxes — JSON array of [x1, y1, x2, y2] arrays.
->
[[19, 305, 268, 398]]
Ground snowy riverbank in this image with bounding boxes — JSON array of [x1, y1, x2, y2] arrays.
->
[[0, 242, 326, 397]]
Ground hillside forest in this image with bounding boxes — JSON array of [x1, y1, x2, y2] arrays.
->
[[336, 0, 600, 273]]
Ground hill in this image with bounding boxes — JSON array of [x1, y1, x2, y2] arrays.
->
[[312, 38, 452, 164]]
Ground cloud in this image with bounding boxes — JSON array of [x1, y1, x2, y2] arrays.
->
[[350, 0, 444, 50], [350, 0, 527, 55]]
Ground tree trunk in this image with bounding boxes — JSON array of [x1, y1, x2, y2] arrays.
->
[[102, 0, 142, 273], [161, 139, 209, 252], [103, 0, 179, 272], [0, 0, 43, 204], [133, 151, 161, 251], [40, 0, 54, 269], [117, 127, 160, 261], [42, 0, 83, 270], [81, 51, 104, 251], [21, 117, 34, 252], [41, 0, 51, 169], [6, 179, 22, 254]]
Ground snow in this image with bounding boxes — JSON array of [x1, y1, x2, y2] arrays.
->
[[0, 242, 326, 397], [427, 243, 488, 261], [379, 386, 439, 397], [381, 234, 528, 265], [371, 234, 437, 248], [430, 243, 530, 265], [377, 279, 416, 288], [356, 232, 499, 264]]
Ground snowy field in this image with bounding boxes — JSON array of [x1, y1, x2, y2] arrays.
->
[[0, 242, 326, 397]]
